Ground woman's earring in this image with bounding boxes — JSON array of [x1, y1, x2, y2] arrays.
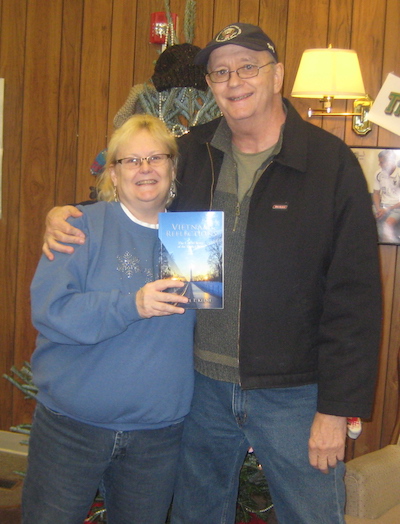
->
[[113, 186, 119, 202], [169, 183, 176, 200]]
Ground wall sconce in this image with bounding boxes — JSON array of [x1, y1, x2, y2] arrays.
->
[[291, 47, 373, 135]]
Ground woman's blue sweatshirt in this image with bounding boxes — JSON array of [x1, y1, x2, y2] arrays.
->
[[30, 202, 195, 430]]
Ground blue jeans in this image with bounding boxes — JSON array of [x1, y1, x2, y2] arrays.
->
[[22, 402, 183, 524], [170, 372, 345, 524]]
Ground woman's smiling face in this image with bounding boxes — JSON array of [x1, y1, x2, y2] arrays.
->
[[110, 129, 174, 221]]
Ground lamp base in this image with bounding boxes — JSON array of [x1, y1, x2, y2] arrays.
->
[[353, 95, 373, 135], [306, 95, 372, 135]]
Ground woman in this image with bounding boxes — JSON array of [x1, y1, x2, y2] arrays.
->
[[22, 114, 196, 524]]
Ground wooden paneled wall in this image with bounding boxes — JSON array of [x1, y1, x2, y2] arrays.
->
[[0, 0, 399, 460]]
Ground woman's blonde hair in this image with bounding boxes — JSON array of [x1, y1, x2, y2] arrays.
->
[[96, 114, 178, 204]]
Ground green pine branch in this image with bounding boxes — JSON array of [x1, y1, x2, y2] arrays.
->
[[3, 361, 38, 400]]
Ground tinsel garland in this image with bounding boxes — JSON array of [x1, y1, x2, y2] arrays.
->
[[112, 82, 221, 138], [144, 84, 220, 136], [163, 0, 177, 46]]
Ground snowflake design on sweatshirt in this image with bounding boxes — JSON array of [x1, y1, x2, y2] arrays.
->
[[116, 251, 153, 281]]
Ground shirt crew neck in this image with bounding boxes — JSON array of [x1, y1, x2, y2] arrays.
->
[[120, 202, 160, 229]]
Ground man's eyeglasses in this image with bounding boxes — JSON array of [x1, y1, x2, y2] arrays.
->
[[207, 61, 276, 83], [116, 154, 172, 169]]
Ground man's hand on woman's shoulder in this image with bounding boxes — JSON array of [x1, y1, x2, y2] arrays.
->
[[43, 205, 85, 260]]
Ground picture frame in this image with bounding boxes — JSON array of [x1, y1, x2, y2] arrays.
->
[[351, 146, 400, 245]]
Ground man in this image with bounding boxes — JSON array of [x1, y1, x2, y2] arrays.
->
[[44, 24, 381, 524], [372, 149, 400, 243]]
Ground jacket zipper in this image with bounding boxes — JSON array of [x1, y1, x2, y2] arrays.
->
[[237, 158, 274, 384], [206, 142, 215, 210], [233, 202, 241, 232], [237, 282, 242, 385]]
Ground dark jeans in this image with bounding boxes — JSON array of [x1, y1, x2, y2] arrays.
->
[[22, 402, 183, 524]]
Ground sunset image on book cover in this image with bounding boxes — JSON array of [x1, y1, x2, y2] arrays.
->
[[158, 211, 224, 309]]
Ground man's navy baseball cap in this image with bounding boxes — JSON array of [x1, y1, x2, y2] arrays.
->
[[194, 23, 278, 66]]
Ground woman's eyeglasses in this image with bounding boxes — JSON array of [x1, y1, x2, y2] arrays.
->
[[116, 154, 172, 169]]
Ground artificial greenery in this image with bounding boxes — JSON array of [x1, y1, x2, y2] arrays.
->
[[236, 451, 274, 523], [3, 361, 37, 437]]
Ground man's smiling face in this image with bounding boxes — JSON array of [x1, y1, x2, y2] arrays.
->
[[206, 45, 282, 126]]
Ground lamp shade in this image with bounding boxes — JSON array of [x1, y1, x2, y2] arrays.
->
[[291, 48, 366, 99]]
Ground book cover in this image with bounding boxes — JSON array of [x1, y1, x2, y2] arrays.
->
[[158, 211, 224, 309]]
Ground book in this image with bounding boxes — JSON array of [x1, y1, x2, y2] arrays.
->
[[158, 211, 224, 309]]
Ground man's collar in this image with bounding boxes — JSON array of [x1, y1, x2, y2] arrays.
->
[[275, 98, 309, 173], [210, 118, 233, 154]]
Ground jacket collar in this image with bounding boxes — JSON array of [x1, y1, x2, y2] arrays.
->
[[187, 97, 310, 174], [276, 98, 309, 174], [188, 115, 222, 144]]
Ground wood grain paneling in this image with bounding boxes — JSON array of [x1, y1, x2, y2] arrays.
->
[[56, 0, 84, 205], [107, 0, 138, 140], [213, 0, 240, 34], [344, 0, 384, 146], [259, 0, 289, 68], [238, 0, 260, 25], [75, 0, 113, 203], [13, 0, 65, 426], [0, 0, 399, 459], [321, 0, 353, 140], [0, 0, 28, 430], [191, 0, 214, 48], [285, 0, 330, 120]]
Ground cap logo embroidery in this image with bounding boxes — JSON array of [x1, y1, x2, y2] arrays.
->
[[216, 25, 242, 42], [266, 42, 275, 54]]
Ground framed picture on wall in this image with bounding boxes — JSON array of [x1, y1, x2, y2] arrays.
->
[[351, 147, 400, 245]]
